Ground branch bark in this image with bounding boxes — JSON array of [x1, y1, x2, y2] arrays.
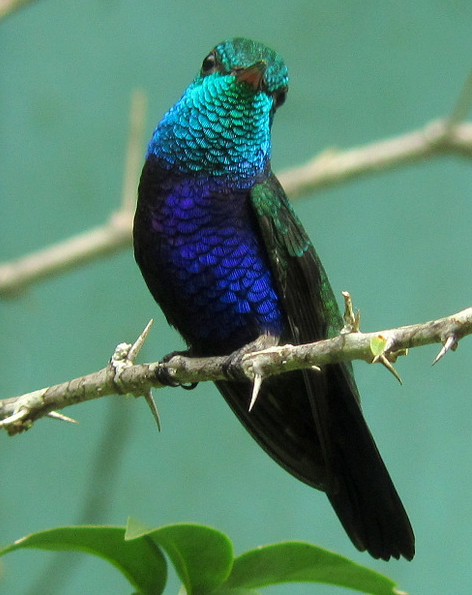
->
[[1, 305, 471, 436], [1, 117, 472, 297]]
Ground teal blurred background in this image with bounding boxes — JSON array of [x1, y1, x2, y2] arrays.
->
[[1, 1, 472, 593]]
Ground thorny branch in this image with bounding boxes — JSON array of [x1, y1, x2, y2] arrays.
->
[[2, 52, 472, 436], [1, 303, 471, 436]]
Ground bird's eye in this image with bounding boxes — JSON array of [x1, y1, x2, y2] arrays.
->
[[273, 88, 287, 108], [201, 52, 217, 75]]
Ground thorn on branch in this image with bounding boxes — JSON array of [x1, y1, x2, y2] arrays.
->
[[369, 334, 406, 384], [47, 411, 78, 424], [341, 291, 361, 333], [248, 373, 263, 412], [110, 320, 161, 430], [0, 408, 33, 435], [143, 390, 161, 431], [432, 334, 458, 365], [373, 353, 403, 385], [127, 319, 154, 362], [110, 320, 154, 386]]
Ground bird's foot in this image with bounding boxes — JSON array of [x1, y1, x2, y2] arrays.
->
[[223, 335, 281, 411], [223, 334, 279, 382], [156, 350, 198, 390]]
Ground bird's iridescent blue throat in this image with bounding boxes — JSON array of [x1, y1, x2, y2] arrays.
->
[[146, 37, 289, 188]]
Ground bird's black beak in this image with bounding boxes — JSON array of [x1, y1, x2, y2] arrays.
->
[[235, 60, 267, 91]]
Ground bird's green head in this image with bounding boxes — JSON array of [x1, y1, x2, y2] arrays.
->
[[148, 38, 288, 182], [196, 37, 288, 108]]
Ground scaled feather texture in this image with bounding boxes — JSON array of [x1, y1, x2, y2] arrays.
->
[[133, 37, 415, 560]]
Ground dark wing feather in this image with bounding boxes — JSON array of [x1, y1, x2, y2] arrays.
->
[[218, 172, 415, 560], [249, 173, 343, 491]]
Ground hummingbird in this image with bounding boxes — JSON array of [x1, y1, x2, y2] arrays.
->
[[133, 37, 414, 560]]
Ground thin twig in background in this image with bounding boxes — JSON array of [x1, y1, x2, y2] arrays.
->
[[278, 120, 472, 196], [0, 0, 38, 21], [1, 116, 472, 297], [446, 65, 472, 128], [0, 89, 146, 297], [2, 59, 472, 296]]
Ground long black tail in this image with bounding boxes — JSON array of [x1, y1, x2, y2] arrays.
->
[[323, 365, 414, 560], [216, 363, 414, 560]]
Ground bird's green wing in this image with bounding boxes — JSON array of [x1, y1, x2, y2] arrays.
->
[[250, 172, 356, 493], [250, 171, 357, 388], [248, 173, 414, 561]]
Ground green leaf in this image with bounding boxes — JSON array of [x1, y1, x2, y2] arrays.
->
[[125, 518, 234, 595], [0, 525, 167, 595], [0, 523, 405, 595], [222, 541, 404, 595]]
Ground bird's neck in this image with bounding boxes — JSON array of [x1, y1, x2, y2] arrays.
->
[[146, 78, 273, 187]]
